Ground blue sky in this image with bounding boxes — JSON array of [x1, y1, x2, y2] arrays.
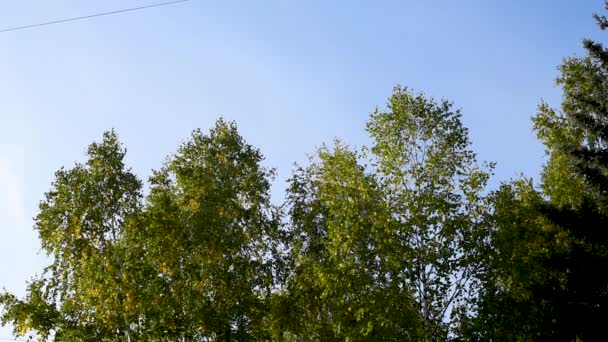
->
[[0, 0, 604, 338]]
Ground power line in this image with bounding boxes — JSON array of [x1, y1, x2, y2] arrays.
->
[[0, 0, 190, 34]]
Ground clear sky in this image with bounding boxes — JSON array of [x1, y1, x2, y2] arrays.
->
[[0, 0, 604, 338]]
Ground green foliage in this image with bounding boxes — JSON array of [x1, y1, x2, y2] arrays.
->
[[466, 3, 608, 340], [139, 119, 281, 340], [460, 179, 571, 341], [0, 88, 493, 341], [532, 5, 608, 339], [0, 121, 281, 341], [278, 142, 421, 341], [1, 130, 143, 341], [367, 87, 493, 341], [5, 3, 608, 336], [275, 87, 492, 341]]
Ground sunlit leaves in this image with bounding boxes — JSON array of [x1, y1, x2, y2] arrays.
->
[[0, 121, 281, 341], [367, 86, 493, 340], [140, 119, 280, 340], [280, 142, 421, 340]]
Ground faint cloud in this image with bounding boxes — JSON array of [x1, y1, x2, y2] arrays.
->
[[0, 154, 31, 342], [0, 156, 28, 231]]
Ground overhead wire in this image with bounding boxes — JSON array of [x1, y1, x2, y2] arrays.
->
[[0, 0, 190, 34]]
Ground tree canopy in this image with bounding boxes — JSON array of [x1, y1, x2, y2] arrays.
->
[[4, 2, 608, 341]]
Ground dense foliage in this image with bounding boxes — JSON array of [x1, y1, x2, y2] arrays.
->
[[3, 3, 608, 341]]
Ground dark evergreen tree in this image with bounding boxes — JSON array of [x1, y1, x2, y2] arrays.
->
[[466, 3, 608, 340], [532, 3, 608, 339]]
